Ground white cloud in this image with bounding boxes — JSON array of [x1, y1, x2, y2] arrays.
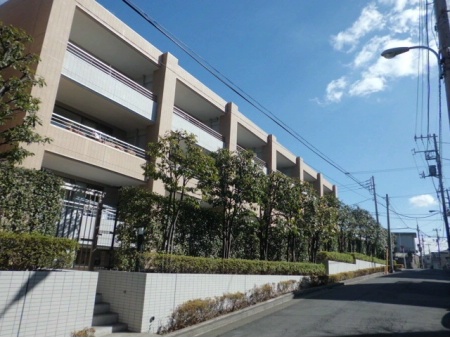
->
[[331, 3, 385, 52], [325, 77, 348, 103], [409, 194, 438, 208], [319, 0, 428, 104], [349, 76, 385, 96]]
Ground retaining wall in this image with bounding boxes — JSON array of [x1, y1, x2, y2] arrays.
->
[[96, 271, 305, 333], [327, 259, 385, 275], [0, 270, 98, 337]]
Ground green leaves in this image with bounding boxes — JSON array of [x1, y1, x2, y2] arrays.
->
[[0, 164, 63, 234], [0, 232, 78, 270], [0, 22, 49, 165]]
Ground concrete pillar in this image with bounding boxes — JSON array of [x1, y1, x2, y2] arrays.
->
[[149, 52, 179, 144], [221, 102, 238, 151], [314, 173, 324, 197], [267, 134, 277, 173], [0, 0, 76, 169], [332, 185, 338, 197], [295, 157, 304, 181], [147, 52, 179, 195]]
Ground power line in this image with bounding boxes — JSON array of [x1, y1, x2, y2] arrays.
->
[[121, 0, 372, 193]]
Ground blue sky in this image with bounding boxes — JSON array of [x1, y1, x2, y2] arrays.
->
[[97, 0, 448, 252]]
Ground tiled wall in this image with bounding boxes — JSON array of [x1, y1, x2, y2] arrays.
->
[[0, 270, 98, 337], [97, 271, 304, 333], [327, 260, 384, 275]]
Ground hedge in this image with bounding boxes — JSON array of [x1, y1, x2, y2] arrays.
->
[[0, 232, 79, 270], [0, 164, 63, 235], [141, 253, 326, 276]]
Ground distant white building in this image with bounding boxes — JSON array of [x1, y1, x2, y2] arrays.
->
[[392, 232, 418, 268]]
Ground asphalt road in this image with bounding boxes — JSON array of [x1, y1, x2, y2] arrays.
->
[[207, 269, 450, 337]]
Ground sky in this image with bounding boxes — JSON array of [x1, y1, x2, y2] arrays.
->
[[96, 0, 450, 253]]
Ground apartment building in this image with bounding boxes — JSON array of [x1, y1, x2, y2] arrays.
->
[[0, 0, 337, 264]]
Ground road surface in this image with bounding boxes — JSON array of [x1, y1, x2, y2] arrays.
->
[[208, 269, 450, 336]]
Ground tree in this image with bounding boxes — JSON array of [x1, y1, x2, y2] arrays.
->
[[256, 171, 293, 260], [276, 179, 311, 262], [0, 22, 50, 164], [306, 194, 339, 263], [143, 130, 215, 254], [201, 149, 263, 259]]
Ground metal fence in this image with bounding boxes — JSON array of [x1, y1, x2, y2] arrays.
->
[[56, 183, 121, 269]]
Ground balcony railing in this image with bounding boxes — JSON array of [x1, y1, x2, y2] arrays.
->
[[51, 113, 146, 158], [236, 145, 267, 169], [63, 42, 157, 121], [173, 107, 223, 141], [67, 42, 156, 101]]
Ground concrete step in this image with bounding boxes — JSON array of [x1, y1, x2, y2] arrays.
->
[[94, 302, 110, 315], [92, 322, 128, 336], [92, 312, 119, 326]]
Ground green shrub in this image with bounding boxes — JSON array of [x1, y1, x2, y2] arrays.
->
[[141, 252, 326, 276], [317, 251, 354, 264], [0, 165, 63, 235], [0, 232, 79, 270], [351, 252, 385, 265], [317, 251, 386, 266]]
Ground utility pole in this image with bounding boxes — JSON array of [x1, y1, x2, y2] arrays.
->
[[371, 176, 380, 256], [434, 0, 450, 124], [415, 134, 450, 251], [432, 134, 450, 251], [434, 228, 442, 269], [417, 222, 424, 268], [386, 194, 394, 273]]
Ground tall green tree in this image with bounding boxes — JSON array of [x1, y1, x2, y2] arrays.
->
[[306, 194, 339, 263], [143, 130, 215, 254], [0, 22, 49, 164], [256, 171, 293, 260], [201, 149, 263, 259], [277, 179, 312, 262]]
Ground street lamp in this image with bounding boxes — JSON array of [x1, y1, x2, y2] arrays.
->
[[381, 46, 441, 77], [381, 45, 450, 252]]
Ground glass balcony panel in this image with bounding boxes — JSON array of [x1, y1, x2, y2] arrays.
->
[[62, 43, 157, 122], [172, 107, 224, 152]]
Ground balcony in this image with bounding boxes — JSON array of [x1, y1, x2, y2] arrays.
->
[[62, 42, 157, 122], [51, 113, 146, 158], [237, 145, 268, 174], [172, 106, 224, 152]]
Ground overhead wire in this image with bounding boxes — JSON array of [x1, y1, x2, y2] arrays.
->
[[121, 0, 374, 195], [122, 0, 447, 225]]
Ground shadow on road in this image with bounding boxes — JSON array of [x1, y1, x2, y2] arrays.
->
[[291, 269, 450, 336], [342, 330, 450, 336]]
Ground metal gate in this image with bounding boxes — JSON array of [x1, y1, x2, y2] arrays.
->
[[56, 183, 120, 269]]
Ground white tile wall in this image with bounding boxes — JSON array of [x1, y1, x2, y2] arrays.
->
[[0, 270, 98, 337], [327, 259, 384, 275], [97, 271, 305, 333]]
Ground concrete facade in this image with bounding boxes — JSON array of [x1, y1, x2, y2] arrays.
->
[[0, 0, 337, 202]]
